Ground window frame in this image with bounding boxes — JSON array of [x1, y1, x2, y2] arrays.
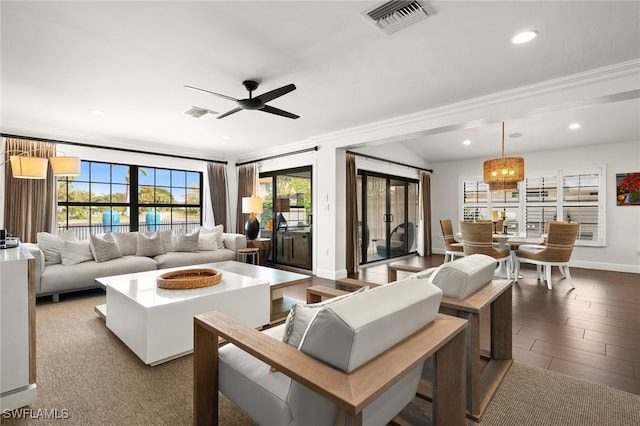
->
[[459, 165, 606, 247], [56, 160, 203, 238]]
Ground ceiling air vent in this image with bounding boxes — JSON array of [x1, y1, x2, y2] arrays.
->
[[363, 0, 432, 35], [184, 106, 217, 118]]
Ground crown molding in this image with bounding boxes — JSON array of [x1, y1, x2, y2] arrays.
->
[[310, 59, 640, 146]]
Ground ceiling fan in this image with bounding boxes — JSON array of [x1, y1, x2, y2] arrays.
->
[[184, 80, 299, 119]]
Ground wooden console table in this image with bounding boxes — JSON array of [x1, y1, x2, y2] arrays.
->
[[426, 278, 513, 421]]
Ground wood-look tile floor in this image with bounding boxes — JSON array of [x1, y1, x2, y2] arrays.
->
[[282, 254, 640, 396]]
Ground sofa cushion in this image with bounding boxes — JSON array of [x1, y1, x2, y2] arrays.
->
[[153, 249, 236, 269], [281, 286, 368, 349], [136, 232, 166, 257], [37, 230, 77, 265], [90, 234, 123, 263], [107, 232, 138, 256], [41, 255, 158, 295], [218, 325, 292, 426], [298, 278, 442, 373], [174, 230, 199, 252], [428, 254, 496, 299], [60, 240, 94, 266]]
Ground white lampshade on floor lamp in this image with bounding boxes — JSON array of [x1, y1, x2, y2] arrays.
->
[[242, 196, 263, 240]]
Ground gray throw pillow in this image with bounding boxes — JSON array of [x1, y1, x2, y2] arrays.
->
[[90, 234, 123, 263], [136, 232, 166, 257], [174, 230, 199, 252]]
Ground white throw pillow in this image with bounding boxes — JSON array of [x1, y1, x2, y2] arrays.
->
[[60, 240, 94, 265], [281, 286, 369, 349], [136, 232, 166, 257], [107, 232, 138, 256], [159, 230, 175, 252], [174, 230, 200, 252], [90, 234, 123, 263], [199, 225, 224, 250], [198, 230, 218, 251], [37, 230, 77, 265]]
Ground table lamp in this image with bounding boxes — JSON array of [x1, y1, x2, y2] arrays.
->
[[242, 196, 263, 240]]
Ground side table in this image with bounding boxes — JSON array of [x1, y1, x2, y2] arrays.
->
[[236, 247, 259, 265], [247, 239, 271, 265]]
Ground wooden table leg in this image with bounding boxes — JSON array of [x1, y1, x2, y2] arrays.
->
[[433, 328, 466, 426], [387, 266, 398, 283], [491, 287, 512, 360], [194, 321, 219, 426], [459, 311, 480, 417]]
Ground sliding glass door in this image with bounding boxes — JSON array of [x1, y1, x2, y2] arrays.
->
[[258, 166, 312, 270], [358, 171, 418, 264]]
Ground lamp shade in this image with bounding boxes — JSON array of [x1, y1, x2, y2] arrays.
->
[[10, 156, 48, 179], [487, 180, 519, 191], [50, 156, 81, 176], [242, 196, 263, 214], [483, 157, 525, 184]]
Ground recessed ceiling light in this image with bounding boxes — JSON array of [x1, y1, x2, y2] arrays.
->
[[463, 139, 471, 146], [508, 132, 523, 138], [511, 30, 538, 44], [221, 135, 232, 140], [89, 109, 104, 116], [569, 123, 581, 130]]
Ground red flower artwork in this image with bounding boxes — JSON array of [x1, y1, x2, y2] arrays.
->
[[617, 172, 640, 205]]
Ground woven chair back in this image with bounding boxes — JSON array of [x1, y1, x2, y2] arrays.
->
[[532, 222, 580, 262], [440, 219, 462, 251], [460, 221, 510, 259]]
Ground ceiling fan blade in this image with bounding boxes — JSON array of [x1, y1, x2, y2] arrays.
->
[[216, 107, 243, 119], [184, 85, 238, 102], [260, 105, 299, 119], [255, 84, 296, 103]]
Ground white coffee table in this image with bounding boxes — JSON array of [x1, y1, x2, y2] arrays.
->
[[95, 265, 269, 366]]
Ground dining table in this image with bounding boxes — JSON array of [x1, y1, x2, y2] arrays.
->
[[456, 233, 544, 279]]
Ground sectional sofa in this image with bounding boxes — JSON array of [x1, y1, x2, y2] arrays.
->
[[23, 228, 247, 302]]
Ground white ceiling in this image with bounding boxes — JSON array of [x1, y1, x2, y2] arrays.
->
[[1, 1, 639, 164]]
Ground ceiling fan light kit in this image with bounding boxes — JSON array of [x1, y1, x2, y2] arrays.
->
[[184, 80, 299, 120], [483, 122, 525, 191]]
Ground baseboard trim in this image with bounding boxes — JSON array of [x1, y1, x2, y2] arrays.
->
[[316, 268, 348, 280]]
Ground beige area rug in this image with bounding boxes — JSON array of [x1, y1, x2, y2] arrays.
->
[[3, 291, 639, 426]]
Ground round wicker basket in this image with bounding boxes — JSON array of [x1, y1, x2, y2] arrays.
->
[[157, 268, 222, 289]]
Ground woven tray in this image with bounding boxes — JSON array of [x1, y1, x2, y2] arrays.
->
[[157, 268, 222, 289]]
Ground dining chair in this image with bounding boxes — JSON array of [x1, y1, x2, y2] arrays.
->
[[440, 219, 465, 262], [514, 221, 580, 290], [460, 221, 511, 279]]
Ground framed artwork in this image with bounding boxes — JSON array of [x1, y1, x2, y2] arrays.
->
[[616, 172, 640, 206]]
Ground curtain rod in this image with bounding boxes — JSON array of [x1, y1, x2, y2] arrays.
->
[[0, 133, 228, 165], [346, 150, 433, 173], [236, 146, 318, 167]]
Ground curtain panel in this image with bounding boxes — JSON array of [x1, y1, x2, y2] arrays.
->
[[345, 153, 359, 274], [235, 164, 257, 234], [3, 138, 56, 243], [207, 162, 229, 232], [419, 170, 432, 256]]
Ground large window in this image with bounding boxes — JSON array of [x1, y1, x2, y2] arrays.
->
[[57, 160, 202, 238], [460, 166, 605, 246]]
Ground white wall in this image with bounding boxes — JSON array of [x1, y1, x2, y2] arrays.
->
[[429, 140, 640, 273]]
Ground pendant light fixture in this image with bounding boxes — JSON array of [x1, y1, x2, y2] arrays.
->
[[483, 122, 524, 191]]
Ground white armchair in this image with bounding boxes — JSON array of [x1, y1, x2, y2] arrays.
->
[[194, 278, 468, 426]]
